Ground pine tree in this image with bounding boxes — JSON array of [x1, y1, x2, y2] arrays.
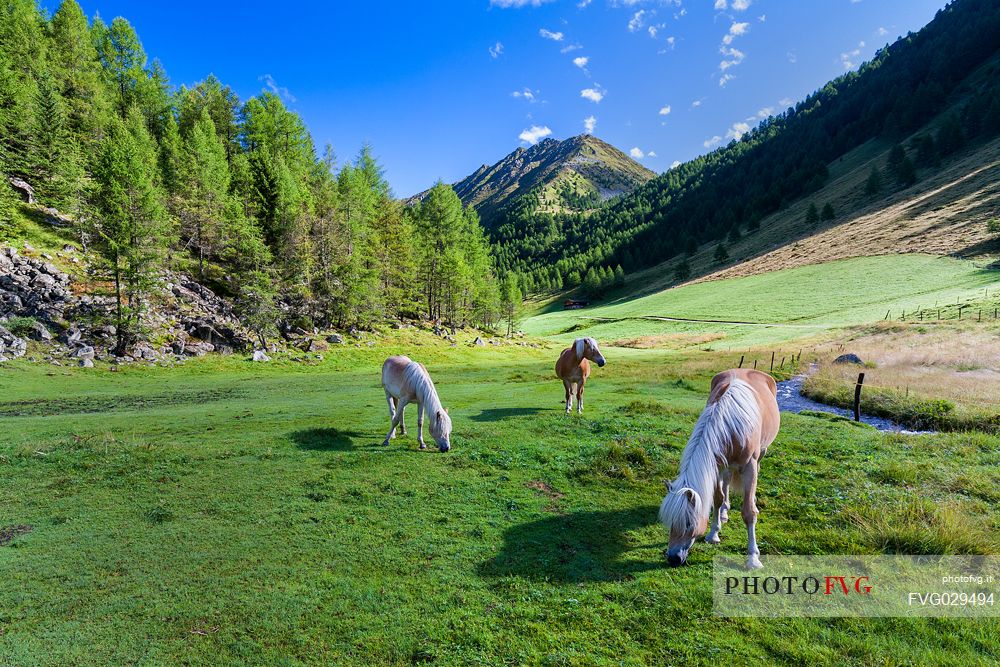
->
[[864, 165, 882, 196], [674, 256, 691, 282], [714, 242, 729, 264], [48, 0, 109, 140], [501, 278, 522, 336], [805, 202, 819, 226], [821, 202, 835, 221], [613, 264, 625, 287], [90, 108, 171, 355], [177, 109, 231, 278]]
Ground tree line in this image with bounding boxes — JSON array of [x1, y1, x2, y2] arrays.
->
[[0, 1, 515, 354]]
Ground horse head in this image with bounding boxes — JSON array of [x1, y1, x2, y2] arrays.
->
[[659, 480, 708, 566], [431, 407, 451, 452], [575, 337, 606, 367]]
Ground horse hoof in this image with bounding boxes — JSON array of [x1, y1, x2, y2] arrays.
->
[[746, 555, 763, 570], [382, 439, 391, 447], [706, 534, 721, 545], [419, 443, 427, 450]]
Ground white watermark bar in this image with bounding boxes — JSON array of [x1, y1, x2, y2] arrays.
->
[[713, 555, 1000, 617]]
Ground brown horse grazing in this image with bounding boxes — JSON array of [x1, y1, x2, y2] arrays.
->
[[381, 355, 452, 452], [659, 369, 780, 569], [554, 337, 606, 414]]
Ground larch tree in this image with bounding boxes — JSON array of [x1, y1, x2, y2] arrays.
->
[[90, 108, 171, 355]]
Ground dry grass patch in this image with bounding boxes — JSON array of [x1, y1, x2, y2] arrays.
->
[[609, 332, 725, 349]]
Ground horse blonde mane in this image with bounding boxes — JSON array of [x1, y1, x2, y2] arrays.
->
[[659, 378, 760, 532], [402, 361, 448, 432]]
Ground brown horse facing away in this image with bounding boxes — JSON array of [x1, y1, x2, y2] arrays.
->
[[554, 337, 606, 414], [381, 355, 452, 452], [659, 369, 780, 570]]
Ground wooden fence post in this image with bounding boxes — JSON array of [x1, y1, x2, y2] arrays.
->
[[739, 355, 744, 368], [853, 372, 865, 422], [753, 359, 757, 370], [770, 351, 775, 371]]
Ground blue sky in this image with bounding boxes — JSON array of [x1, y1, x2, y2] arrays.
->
[[64, 0, 945, 197]]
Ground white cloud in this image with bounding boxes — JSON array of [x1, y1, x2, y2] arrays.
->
[[726, 121, 750, 141], [580, 87, 605, 103], [519, 125, 552, 144], [489, 42, 504, 59], [647, 151, 657, 157], [260, 74, 296, 103], [628, 10, 647, 32], [561, 43, 583, 53], [714, 0, 726, 9], [629, 147, 645, 159], [577, 0, 592, 7], [758, 14, 766, 22], [658, 104, 671, 116], [648, 23, 666, 38], [666, 36, 676, 48], [670, 160, 681, 169], [719, 73, 734, 86], [704, 135, 722, 148], [573, 56, 589, 69], [691, 97, 704, 108], [779, 97, 793, 107], [539, 28, 564, 41], [511, 88, 538, 102], [583, 115, 597, 134], [840, 41, 865, 70], [491, 0, 552, 6], [787, 50, 797, 63], [731, 0, 751, 10], [729, 21, 750, 36], [719, 47, 744, 69], [756, 106, 774, 118], [877, 26, 888, 36]]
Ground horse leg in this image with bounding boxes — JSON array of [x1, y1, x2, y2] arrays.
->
[[417, 402, 426, 449], [384, 397, 408, 446], [576, 379, 585, 414], [719, 468, 732, 525], [398, 403, 407, 436], [741, 460, 763, 570], [564, 380, 573, 414], [385, 391, 398, 439], [706, 476, 726, 544]]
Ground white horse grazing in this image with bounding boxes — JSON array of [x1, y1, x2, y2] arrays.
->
[[659, 369, 780, 570], [381, 355, 452, 452], [555, 337, 606, 414]]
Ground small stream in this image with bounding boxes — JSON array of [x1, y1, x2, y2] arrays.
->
[[776, 373, 933, 434]]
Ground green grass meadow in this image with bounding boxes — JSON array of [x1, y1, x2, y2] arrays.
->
[[525, 255, 1000, 349], [2, 335, 999, 665]]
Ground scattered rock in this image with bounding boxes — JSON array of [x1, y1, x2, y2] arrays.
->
[[833, 353, 864, 365], [8, 177, 35, 204], [78, 357, 94, 368], [252, 349, 271, 362], [473, 336, 486, 346], [76, 345, 95, 361], [326, 333, 343, 344]]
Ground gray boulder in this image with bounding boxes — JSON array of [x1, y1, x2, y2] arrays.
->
[[833, 353, 864, 365], [78, 357, 94, 368], [326, 333, 343, 344], [76, 345, 95, 361], [252, 349, 271, 362], [473, 336, 486, 346]]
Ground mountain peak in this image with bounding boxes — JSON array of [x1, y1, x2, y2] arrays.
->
[[446, 134, 655, 226]]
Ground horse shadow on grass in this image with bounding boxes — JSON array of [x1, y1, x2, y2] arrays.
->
[[470, 407, 549, 422], [290, 428, 368, 451], [479, 505, 666, 583]]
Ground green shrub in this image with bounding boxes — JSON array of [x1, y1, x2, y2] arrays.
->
[[986, 217, 1000, 234], [4, 316, 36, 337]]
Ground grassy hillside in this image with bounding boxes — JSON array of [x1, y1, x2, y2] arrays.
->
[[523, 254, 1000, 349], [2, 337, 999, 665]]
